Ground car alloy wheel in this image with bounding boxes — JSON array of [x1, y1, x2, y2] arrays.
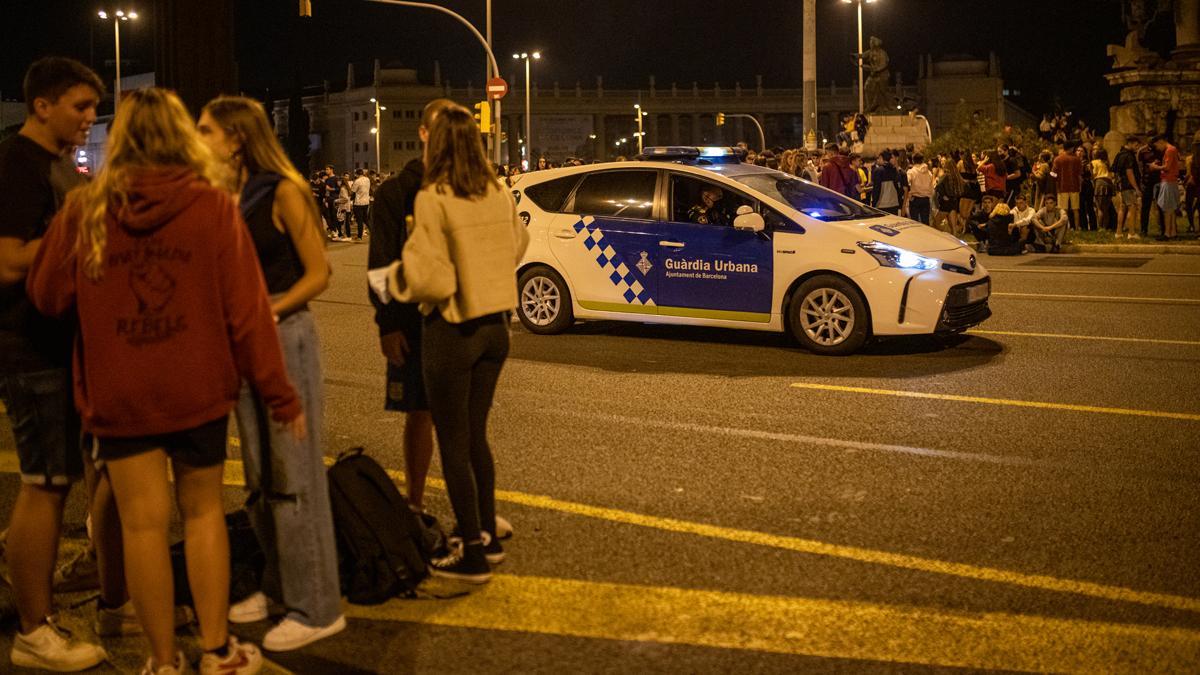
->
[[799, 288, 855, 347], [516, 266, 574, 334], [521, 276, 560, 327]]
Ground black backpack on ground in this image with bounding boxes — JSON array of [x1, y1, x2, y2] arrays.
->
[[328, 447, 439, 604], [171, 510, 264, 607]]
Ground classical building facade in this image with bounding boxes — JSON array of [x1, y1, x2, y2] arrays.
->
[[272, 55, 1034, 172]]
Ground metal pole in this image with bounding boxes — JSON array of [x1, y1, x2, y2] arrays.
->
[[484, 0, 493, 162], [524, 57, 531, 167], [488, 0, 502, 167], [367, 1, 503, 164], [375, 98, 381, 172], [114, 19, 122, 109], [857, 0, 864, 115], [636, 108, 644, 154], [729, 114, 768, 153], [801, 0, 816, 150]]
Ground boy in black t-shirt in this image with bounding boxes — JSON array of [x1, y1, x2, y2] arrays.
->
[[0, 57, 107, 671]]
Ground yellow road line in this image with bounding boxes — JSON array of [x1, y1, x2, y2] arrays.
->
[[347, 574, 1200, 672], [968, 328, 1200, 347], [992, 291, 1200, 305], [790, 382, 1200, 423], [3, 451, 1198, 615]]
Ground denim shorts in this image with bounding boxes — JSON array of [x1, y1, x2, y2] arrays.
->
[[0, 368, 82, 486]]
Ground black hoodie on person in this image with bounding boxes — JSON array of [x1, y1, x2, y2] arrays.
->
[[368, 158, 425, 335], [985, 212, 1022, 255]]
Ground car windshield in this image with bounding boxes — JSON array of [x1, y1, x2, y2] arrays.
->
[[729, 172, 884, 221]]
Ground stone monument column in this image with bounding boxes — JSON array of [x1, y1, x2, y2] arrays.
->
[[1175, 0, 1200, 61]]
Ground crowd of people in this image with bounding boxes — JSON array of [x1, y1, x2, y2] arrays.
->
[[761, 133, 1196, 254], [2, 57, 525, 674]]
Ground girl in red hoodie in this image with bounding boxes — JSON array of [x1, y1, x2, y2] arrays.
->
[[27, 87, 301, 675]]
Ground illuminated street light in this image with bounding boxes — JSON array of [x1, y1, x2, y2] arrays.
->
[[513, 50, 541, 164], [370, 97, 387, 171], [634, 103, 646, 153], [98, 8, 139, 108]]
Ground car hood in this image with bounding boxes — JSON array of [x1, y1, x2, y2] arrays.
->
[[829, 216, 968, 254]]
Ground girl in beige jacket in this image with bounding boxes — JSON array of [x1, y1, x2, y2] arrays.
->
[[387, 105, 529, 583]]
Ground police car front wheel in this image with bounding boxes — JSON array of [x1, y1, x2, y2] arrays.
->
[[518, 266, 574, 335], [788, 275, 870, 356]]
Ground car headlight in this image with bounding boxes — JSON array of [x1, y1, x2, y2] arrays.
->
[[857, 241, 939, 270]]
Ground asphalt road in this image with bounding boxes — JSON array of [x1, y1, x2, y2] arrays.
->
[[2, 243, 1199, 673]]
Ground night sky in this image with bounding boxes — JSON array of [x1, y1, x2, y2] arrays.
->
[[1, 1, 1177, 129]]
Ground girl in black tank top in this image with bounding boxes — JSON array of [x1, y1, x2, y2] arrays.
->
[[240, 172, 305, 298], [198, 96, 345, 648]]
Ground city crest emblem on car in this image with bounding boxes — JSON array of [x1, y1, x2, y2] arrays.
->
[[636, 251, 653, 275], [969, 254, 977, 271]]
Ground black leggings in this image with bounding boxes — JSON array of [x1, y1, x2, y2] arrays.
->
[[422, 311, 509, 543]]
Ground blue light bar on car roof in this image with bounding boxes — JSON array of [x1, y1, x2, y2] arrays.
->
[[642, 146, 700, 158], [637, 146, 745, 164]]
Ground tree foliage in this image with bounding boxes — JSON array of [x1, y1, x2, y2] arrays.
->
[[925, 102, 1044, 159]]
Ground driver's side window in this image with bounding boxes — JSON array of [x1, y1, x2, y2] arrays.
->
[[669, 175, 754, 227]]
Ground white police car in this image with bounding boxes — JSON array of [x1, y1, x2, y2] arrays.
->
[[511, 147, 990, 355]]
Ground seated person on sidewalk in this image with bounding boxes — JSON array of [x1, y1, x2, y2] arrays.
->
[[1033, 195, 1069, 253], [965, 194, 998, 248], [984, 202, 1023, 256], [1008, 194, 1038, 252]]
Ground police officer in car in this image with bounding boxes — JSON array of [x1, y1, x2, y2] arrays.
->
[[689, 185, 729, 226]]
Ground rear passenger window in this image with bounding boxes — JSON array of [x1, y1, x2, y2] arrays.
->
[[567, 171, 657, 219], [523, 175, 579, 213]]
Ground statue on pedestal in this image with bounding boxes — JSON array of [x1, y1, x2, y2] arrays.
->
[[1109, 0, 1172, 69], [855, 36, 890, 114]]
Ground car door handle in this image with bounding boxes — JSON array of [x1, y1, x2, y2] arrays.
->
[[555, 228, 577, 239], [659, 240, 685, 248]]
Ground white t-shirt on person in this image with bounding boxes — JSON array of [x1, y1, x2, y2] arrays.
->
[[352, 176, 371, 206]]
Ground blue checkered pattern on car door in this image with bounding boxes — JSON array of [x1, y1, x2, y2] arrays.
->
[[573, 216, 654, 306]]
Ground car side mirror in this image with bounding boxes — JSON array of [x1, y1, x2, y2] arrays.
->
[[734, 210, 765, 233]]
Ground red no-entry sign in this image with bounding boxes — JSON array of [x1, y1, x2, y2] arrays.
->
[[487, 77, 509, 100]]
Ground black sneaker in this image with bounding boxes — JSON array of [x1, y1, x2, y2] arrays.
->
[[429, 544, 491, 584], [481, 532, 505, 565]]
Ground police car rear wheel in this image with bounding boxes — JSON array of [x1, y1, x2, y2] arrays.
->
[[789, 276, 870, 356], [518, 266, 573, 334]]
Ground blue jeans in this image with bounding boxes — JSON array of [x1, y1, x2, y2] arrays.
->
[[0, 368, 81, 486], [235, 310, 341, 627]]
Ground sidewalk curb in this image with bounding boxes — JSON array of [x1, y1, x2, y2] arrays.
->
[[973, 243, 1200, 255], [1067, 244, 1200, 255]]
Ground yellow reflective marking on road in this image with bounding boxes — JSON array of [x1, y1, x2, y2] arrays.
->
[[347, 574, 1200, 672], [992, 291, 1200, 304], [968, 328, 1200, 347], [1, 448, 1197, 614], [791, 382, 1200, 423]]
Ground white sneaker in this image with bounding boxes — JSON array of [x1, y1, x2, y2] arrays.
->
[[140, 651, 186, 674], [11, 618, 107, 672], [199, 637, 262, 675], [228, 592, 269, 624], [262, 615, 347, 652], [495, 515, 514, 540], [96, 600, 196, 637]]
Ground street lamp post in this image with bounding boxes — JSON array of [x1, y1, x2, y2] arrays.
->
[[634, 104, 646, 154], [97, 8, 138, 109], [370, 97, 386, 172], [513, 51, 540, 168], [841, 0, 876, 115]]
